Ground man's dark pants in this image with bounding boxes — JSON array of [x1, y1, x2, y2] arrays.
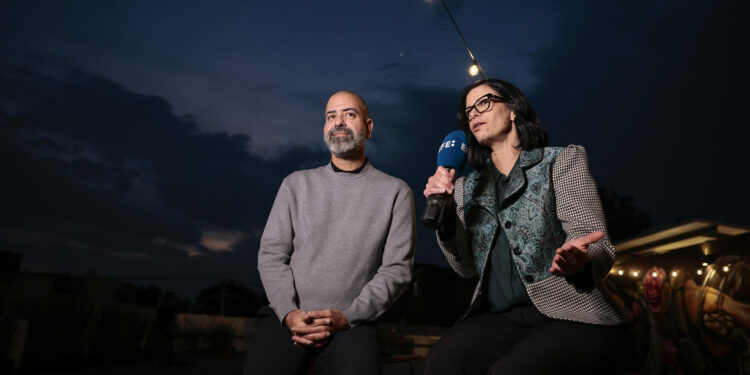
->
[[244, 306, 380, 375]]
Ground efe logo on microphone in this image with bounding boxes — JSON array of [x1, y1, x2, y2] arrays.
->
[[438, 140, 467, 153]]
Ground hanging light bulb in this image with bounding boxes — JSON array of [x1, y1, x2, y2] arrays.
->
[[671, 271, 678, 277], [697, 269, 703, 276], [468, 61, 480, 76], [431, 0, 485, 79], [617, 270, 624, 276]]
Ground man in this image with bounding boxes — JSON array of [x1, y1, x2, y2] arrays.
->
[[245, 90, 416, 375]]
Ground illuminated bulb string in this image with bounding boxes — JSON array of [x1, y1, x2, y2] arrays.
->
[[438, 0, 486, 79]]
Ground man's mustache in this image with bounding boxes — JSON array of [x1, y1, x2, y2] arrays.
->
[[328, 125, 353, 138]]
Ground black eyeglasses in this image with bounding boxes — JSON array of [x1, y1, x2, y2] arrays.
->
[[464, 94, 505, 118]]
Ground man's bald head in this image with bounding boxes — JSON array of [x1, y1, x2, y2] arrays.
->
[[328, 90, 369, 120]]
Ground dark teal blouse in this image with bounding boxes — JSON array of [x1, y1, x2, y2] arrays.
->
[[486, 164, 531, 312]]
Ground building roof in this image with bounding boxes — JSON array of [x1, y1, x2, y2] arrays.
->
[[613, 219, 750, 259]]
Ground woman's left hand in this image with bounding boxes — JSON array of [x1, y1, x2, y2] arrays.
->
[[549, 231, 604, 276]]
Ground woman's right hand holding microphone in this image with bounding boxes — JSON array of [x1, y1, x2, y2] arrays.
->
[[423, 166, 457, 198]]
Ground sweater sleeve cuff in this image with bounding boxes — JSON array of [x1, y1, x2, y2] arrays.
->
[[273, 304, 299, 327], [341, 307, 362, 328]]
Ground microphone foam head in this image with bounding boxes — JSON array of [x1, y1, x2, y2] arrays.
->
[[436, 130, 468, 170]]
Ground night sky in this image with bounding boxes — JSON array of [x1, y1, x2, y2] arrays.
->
[[1, 0, 748, 298]]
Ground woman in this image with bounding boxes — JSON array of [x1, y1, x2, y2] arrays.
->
[[423, 79, 631, 374]]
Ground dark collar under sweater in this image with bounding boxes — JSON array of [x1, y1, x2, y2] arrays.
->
[[330, 158, 370, 174]]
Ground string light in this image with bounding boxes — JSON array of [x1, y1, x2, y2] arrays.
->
[[613, 264, 735, 279], [433, 0, 485, 78], [469, 61, 480, 76]]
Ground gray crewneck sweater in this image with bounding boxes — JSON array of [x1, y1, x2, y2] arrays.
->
[[258, 161, 416, 326]]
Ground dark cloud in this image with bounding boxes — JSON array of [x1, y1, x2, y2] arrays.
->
[[0, 65, 329, 294], [529, 0, 750, 227], [2, 65, 328, 227]]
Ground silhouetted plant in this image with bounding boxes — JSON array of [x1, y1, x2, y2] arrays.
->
[[599, 185, 652, 242]]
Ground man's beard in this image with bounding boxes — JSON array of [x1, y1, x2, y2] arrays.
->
[[324, 126, 365, 157]]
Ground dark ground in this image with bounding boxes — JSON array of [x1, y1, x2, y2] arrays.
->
[[27, 353, 243, 375], [27, 352, 424, 375]]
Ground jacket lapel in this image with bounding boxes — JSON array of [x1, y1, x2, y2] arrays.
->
[[466, 166, 497, 215], [463, 167, 498, 275], [501, 148, 543, 206]]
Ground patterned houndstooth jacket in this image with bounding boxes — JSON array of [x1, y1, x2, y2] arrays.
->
[[437, 145, 629, 325]]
